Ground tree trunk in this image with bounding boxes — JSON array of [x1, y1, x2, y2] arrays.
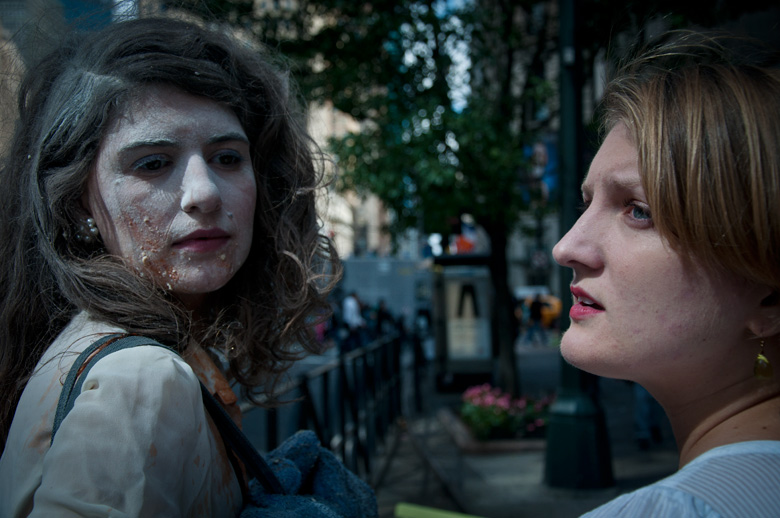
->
[[485, 222, 520, 396]]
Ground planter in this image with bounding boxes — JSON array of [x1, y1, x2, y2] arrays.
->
[[437, 407, 546, 455]]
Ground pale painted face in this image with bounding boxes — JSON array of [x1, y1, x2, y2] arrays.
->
[[552, 124, 765, 390], [84, 84, 257, 310]]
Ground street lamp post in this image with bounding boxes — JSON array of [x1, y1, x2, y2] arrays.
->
[[544, 0, 614, 489]]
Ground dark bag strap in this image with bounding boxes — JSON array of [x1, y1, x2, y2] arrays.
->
[[51, 334, 285, 495], [52, 334, 162, 439], [197, 382, 285, 494]]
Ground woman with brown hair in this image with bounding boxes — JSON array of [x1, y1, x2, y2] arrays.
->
[[0, 15, 361, 517]]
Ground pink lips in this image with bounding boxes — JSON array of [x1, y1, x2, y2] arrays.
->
[[172, 228, 230, 253], [569, 286, 605, 321]]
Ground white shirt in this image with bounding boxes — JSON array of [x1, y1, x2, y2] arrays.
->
[[0, 312, 242, 517], [582, 441, 780, 518]]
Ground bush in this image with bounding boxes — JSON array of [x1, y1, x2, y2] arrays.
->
[[459, 383, 554, 441]]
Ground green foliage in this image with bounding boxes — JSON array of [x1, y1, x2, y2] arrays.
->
[[321, 1, 553, 240], [330, 95, 538, 237]]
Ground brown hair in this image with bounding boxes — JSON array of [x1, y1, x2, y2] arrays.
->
[[0, 16, 341, 449], [602, 31, 780, 289]]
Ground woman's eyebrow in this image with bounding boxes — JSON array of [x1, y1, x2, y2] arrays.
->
[[118, 132, 250, 155], [581, 166, 642, 199], [605, 173, 642, 193], [118, 138, 178, 154], [207, 132, 250, 145]]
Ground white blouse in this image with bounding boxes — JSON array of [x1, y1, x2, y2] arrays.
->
[[0, 312, 243, 517], [581, 440, 780, 517]]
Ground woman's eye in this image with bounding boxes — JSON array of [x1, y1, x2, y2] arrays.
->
[[625, 201, 652, 222], [213, 151, 244, 167], [133, 155, 170, 172]]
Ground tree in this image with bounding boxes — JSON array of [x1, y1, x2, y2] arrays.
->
[[326, 1, 557, 396]]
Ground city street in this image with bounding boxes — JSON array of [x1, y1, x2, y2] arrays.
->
[[372, 341, 678, 518]]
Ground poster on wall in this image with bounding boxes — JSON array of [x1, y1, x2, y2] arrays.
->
[[444, 267, 491, 360]]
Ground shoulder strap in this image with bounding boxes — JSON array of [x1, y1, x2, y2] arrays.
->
[[52, 333, 166, 441], [50, 334, 285, 495], [199, 384, 286, 494]]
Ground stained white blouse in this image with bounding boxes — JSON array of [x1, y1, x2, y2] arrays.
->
[[0, 312, 243, 517], [582, 440, 780, 518]]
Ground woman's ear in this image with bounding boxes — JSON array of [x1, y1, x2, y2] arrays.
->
[[747, 290, 780, 338]]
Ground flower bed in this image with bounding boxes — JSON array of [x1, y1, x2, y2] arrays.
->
[[459, 383, 554, 441]]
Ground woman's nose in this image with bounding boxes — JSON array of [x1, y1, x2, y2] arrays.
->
[[180, 156, 222, 214], [552, 209, 601, 271], [552, 228, 577, 267]]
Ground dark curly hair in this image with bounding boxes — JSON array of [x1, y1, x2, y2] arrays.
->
[[0, 15, 341, 450]]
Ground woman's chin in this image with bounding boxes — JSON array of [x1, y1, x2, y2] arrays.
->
[[559, 333, 612, 378], [559, 331, 584, 362]]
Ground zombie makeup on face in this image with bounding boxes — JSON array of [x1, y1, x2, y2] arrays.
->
[[83, 85, 257, 310]]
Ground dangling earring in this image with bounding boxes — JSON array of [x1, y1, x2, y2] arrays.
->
[[75, 217, 100, 243], [754, 339, 773, 380]]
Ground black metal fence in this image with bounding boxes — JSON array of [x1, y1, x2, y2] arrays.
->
[[240, 332, 425, 482]]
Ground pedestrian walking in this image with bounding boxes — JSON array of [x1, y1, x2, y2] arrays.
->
[[525, 294, 549, 346]]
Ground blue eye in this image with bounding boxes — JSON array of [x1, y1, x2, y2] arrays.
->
[[631, 205, 651, 220], [625, 201, 652, 222]]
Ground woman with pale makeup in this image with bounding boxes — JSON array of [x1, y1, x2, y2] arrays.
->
[[554, 31, 780, 517], [0, 16, 350, 517]]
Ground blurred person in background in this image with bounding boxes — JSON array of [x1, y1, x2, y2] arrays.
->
[[342, 290, 366, 352]]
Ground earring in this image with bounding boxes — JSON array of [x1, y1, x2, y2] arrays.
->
[[75, 217, 100, 243], [754, 339, 773, 381]]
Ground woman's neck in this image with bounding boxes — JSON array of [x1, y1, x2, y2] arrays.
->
[[662, 382, 780, 467]]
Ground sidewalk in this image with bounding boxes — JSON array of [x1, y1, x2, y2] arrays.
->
[[374, 347, 679, 518]]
